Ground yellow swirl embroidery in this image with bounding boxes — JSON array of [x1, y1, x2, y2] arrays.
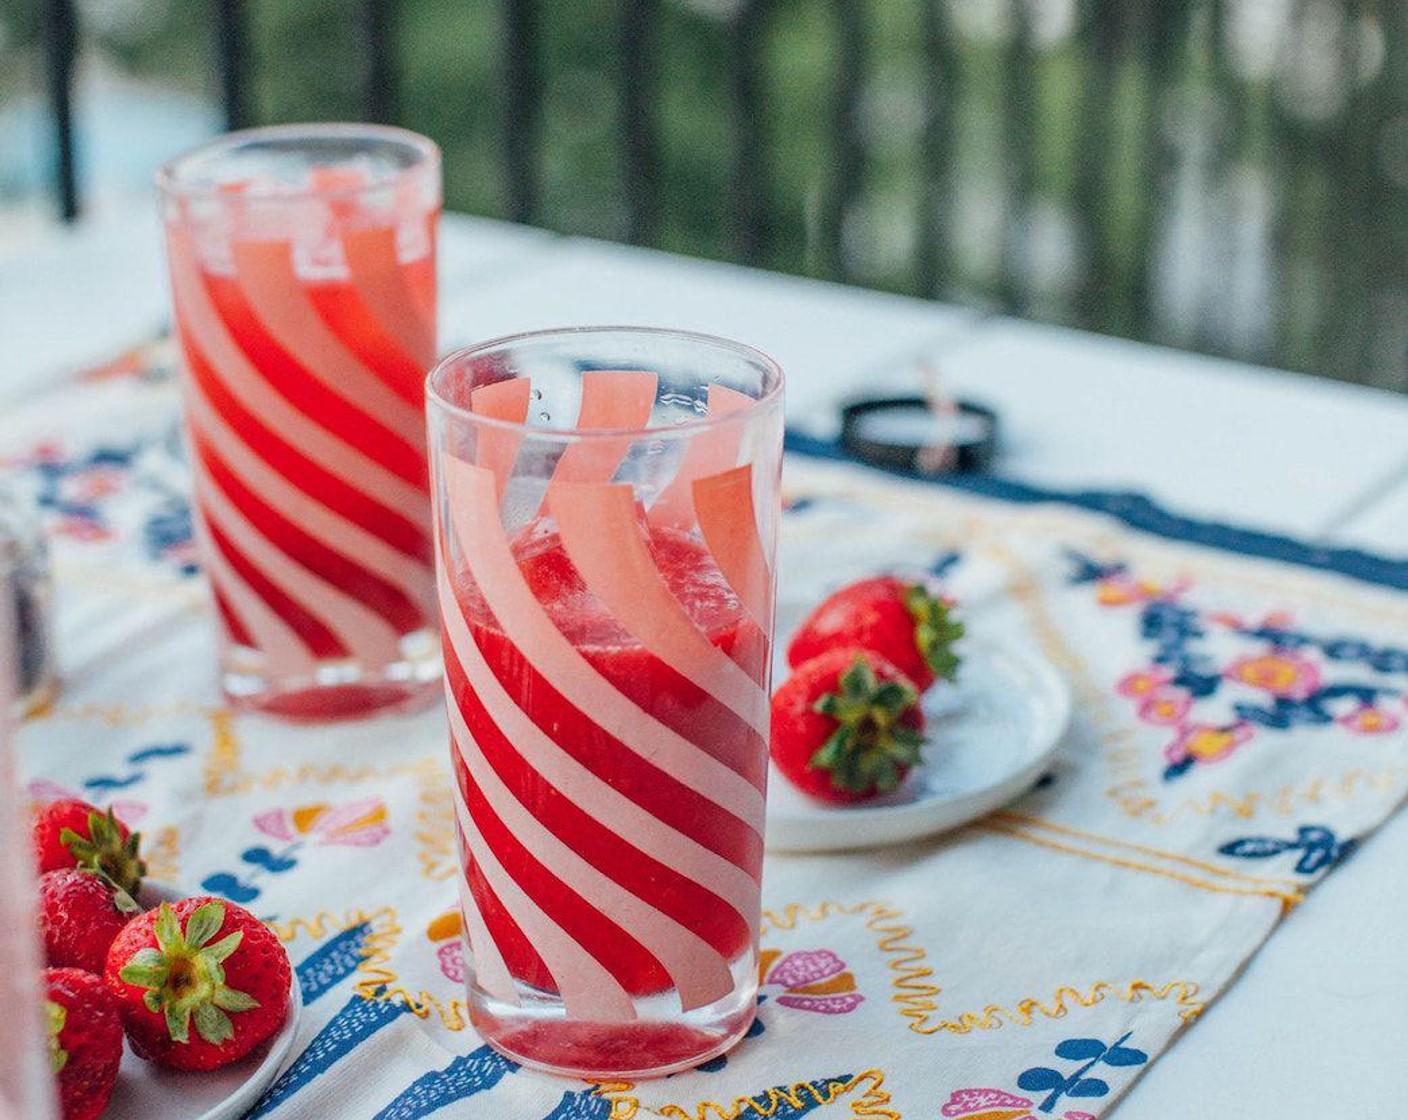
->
[[760, 901, 940, 1034], [640, 1069, 897, 1120], [911, 979, 1204, 1035]]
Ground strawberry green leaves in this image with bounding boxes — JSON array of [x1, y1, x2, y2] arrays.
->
[[45, 1000, 68, 1074], [59, 806, 146, 896], [904, 583, 964, 683], [812, 655, 926, 794], [118, 901, 260, 1047]]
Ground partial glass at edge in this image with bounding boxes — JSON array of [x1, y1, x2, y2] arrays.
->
[[159, 124, 442, 721], [427, 327, 784, 1079]]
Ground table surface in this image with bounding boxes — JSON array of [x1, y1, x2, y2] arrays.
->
[[3, 204, 1406, 1118]]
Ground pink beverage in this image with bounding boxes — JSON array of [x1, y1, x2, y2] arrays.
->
[[0, 588, 56, 1119], [158, 125, 442, 720], [428, 329, 784, 1078]]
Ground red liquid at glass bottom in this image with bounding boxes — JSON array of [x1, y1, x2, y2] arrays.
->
[[445, 522, 768, 1076], [168, 229, 441, 719]]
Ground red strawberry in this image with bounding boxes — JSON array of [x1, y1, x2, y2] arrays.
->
[[39, 868, 139, 973], [787, 576, 963, 692], [44, 967, 124, 1120], [32, 799, 146, 895], [771, 647, 926, 803], [105, 897, 291, 1071]]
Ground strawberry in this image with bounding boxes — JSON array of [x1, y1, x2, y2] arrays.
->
[[787, 575, 963, 692], [44, 967, 125, 1120], [39, 868, 140, 973], [32, 798, 146, 896], [771, 647, 926, 803], [105, 897, 291, 1071]]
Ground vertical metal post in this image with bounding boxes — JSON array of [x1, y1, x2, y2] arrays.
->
[[619, 0, 658, 245], [42, 0, 79, 222], [214, 0, 250, 131], [363, 0, 397, 124], [503, 0, 540, 224], [822, 0, 865, 283], [730, 0, 767, 265], [916, 0, 957, 300]]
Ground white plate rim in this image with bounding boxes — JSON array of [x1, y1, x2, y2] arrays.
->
[[121, 882, 303, 1120], [764, 634, 1072, 852]]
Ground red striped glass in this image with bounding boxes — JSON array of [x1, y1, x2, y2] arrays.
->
[[428, 328, 784, 1078], [159, 125, 442, 720]]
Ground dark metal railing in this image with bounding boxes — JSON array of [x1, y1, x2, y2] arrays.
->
[[31, 0, 1408, 392]]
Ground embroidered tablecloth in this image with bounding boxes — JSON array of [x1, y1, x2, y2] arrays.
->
[[7, 341, 1408, 1120]]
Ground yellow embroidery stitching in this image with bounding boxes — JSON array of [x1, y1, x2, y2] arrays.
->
[[760, 901, 940, 1032], [25, 698, 211, 729], [909, 979, 1205, 1035], [990, 811, 1303, 889], [975, 819, 1302, 906], [144, 825, 181, 885], [647, 1069, 898, 1120], [414, 768, 458, 882], [271, 906, 474, 1032]]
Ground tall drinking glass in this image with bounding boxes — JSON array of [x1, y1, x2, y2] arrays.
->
[[427, 328, 784, 1078], [0, 581, 56, 1120], [159, 124, 442, 720]]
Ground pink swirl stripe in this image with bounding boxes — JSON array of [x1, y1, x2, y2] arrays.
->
[[185, 383, 434, 619], [194, 473, 404, 665], [167, 229, 427, 526], [230, 239, 426, 449], [343, 225, 436, 373], [551, 370, 658, 484], [437, 573, 760, 918], [694, 464, 773, 626], [443, 456, 766, 829], [189, 509, 318, 678], [452, 794, 637, 1022], [448, 700, 735, 1011], [470, 379, 532, 500], [647, 384, 752, 530], [456, 861, 520, 1006], [549, 480, 769, 737]]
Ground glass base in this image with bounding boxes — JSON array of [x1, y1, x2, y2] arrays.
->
[[221, 627, 442, 722], [468, 960, 759, 1080]]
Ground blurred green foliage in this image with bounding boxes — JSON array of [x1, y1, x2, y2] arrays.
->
[[3, 0, 1405, 389]]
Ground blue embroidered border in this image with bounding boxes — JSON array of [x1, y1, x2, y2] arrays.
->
[[784, 432, 1408, 594]]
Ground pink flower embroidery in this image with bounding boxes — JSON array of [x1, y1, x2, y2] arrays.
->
[[436, 941, 465, 984], [941, 1088, 1035, 1117], [426, 910, 466, 982], [1224, 652, 1321, 700], [1165, 722, 1254, 767], [254, 798, 390, 847], [1137, 688, 1192, 726], [1116, 668, 1173, 698], [1339, 706, 1401, 735], [758, 948, 863, 1014]]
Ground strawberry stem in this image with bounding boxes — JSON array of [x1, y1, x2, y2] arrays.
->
[[118, 901, 259, 1047], [810, 655, 926, 793], [904, 584, 964, 682]]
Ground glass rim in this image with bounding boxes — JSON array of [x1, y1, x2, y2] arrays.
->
[[425, 325, 786, 442], [155, 122, 441, 201]]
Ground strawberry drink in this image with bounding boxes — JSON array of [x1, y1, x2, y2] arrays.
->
[[159, 125, 442, 720], [428, 328, 784, 1079]]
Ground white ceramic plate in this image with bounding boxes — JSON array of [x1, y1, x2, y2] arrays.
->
[[102, 883, 302, 1120], [765, 634, 1072, 852]]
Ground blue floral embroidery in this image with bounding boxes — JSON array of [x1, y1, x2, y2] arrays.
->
[[247, 991, 413, 1118], [1219, 825, 1356, 875], [371, 1045, 517, 1120], [1017, 1033, 1148, 1114], [82, 742, 191, 794], [295, 923, 371, 1004]]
